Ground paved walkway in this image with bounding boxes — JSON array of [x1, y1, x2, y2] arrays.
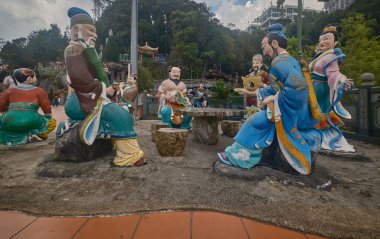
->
[[0, 210, 325, 239]]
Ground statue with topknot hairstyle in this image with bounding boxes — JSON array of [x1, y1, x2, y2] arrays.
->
[[56, 7, 146, 167], [0, 68, 56, 145], [309, 24, 355, 153], [218, 23, 322, 175]]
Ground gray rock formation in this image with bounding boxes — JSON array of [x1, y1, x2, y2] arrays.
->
[[55, 125, 113, 162]]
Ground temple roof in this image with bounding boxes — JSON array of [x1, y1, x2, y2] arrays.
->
[[138, 42, 158, 52]]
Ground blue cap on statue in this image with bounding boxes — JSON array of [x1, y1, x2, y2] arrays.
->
[[268, 23, 287, 40], [68, 7, 94, 27]]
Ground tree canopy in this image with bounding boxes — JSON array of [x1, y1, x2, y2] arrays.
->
[[93, 0, 262, 79], [0, 24, 68, 69]]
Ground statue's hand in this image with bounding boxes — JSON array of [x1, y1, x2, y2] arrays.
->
[[165, 91, 177, 102], [263, 95, 276, 106], [119, 82, 126, 91], [344, 79, 354, 91], [234, 88, 252, 96]]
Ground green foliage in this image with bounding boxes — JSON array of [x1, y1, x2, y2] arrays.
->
[[0, 0, 263, 79], [0, 38, 29, 68], [0, 24, 68, 68], [137, 64, 154, 91], [302, 44, 318, 62], [53, 71, 66, 89], [340, 13, 380, 86], [211, 80, 230, 103], [103, 36, 121, 62], [27, 24, 67, 64], [2, 0, 379, 85], [95, 0, 262, 79], [348, 0, 380, 35], [35, 67, 63, 91], [286, 37, 298, 58], [37, 67, 60, 79]]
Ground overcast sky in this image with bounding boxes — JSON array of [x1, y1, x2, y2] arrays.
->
[[0, 0, 324, 42]]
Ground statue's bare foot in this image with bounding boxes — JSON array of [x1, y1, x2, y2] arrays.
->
[[133, 157, 147, 167]]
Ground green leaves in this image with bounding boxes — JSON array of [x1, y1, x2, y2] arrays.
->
[[340, 13, 380, 86], [211, 80, 231, 103], [103, 36, 121, 62], [0, 24, 67, 68]]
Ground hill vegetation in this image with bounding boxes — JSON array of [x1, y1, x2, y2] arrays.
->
[[0, 0, 379, 86]]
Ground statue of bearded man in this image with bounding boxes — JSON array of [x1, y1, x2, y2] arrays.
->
[[157, 66, 192, 129], [57, 7, 146, 167]]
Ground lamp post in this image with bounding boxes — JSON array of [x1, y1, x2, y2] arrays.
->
[[131, 0, 138, 76], [130, 0, 139, 119], [297, 0, 303, 58]]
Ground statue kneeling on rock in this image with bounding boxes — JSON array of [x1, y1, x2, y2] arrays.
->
[[0, 68, 56, 146], [56, 7, 145, 167]]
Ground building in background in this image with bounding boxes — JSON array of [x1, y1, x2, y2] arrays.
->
[[253, 4, 319, 29], [322, 0, 355, 13]]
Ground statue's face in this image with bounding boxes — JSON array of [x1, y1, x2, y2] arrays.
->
[[169, 67, 181, 80], [81, 24, 97, 46], [261, 37, 274, 59], [71, 24, 97, 46], [319, 32, 335, 52], [127, 76, 136, 85], [252, 58, 262, 70]]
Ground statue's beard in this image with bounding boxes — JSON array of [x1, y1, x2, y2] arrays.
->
[[170, 76, 180, 81]]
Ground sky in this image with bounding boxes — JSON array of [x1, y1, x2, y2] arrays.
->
[[0, 0, 324, 42]]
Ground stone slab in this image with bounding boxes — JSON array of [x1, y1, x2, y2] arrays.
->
[[318, 149, 372, 162], [180, 107, 245, 117]]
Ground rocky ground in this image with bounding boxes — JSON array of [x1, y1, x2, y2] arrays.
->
[[0, 120, 379, 239]]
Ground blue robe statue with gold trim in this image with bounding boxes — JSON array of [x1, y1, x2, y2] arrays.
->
[[218, 24, 322, 175]]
